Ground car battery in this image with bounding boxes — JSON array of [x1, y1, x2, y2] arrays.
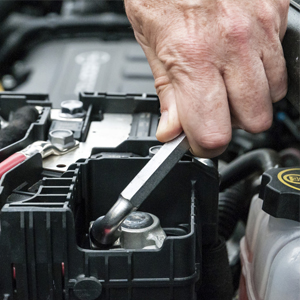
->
[[0, 92, 228, 300]]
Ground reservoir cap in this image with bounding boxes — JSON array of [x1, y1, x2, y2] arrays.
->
[[260, 168, 300, 222]]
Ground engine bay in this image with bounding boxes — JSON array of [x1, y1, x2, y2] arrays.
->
[[0, 1, 299, 300]]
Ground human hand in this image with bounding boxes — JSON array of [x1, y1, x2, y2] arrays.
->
[[125, 0, 289, 157]]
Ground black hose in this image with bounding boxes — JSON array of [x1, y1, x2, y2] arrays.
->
[[0, 14, 132, 67], [0, 106, 39, 149], [218, 181, 246, 240], [197, 238, 234, 300], [219, 149, 281, 191], [279, 148, 300, 167]]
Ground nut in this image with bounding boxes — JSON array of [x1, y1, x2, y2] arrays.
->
[[48, 129, 76, 151]]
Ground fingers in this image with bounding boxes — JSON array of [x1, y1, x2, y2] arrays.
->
[[174, 63, 232, 158], [125, 0, 288, 159], [137, 31, 232, 157], [254, 1, 287, 101], [137, 30, 231, 157], [262, 41, 288, 102], [224, 55, 273, 134], [277, 0, 290, 41]]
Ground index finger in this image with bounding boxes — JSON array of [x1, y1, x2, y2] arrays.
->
[[173, 62, 232, 158]]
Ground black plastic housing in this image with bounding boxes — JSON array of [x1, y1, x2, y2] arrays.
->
[[0, 93, 51, 161], [0, 91, 220, 299], [0, 151, 220, 300], [0, 92, 161, 209]]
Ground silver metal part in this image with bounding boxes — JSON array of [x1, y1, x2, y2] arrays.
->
[[90, 132, 190, 246], [48, 129, 76, 151], [60, 100, 86, 118], [149, 145, 162, 157], [35, 106, 44, 115], [43, 114, 132, 172], [122, 211, 153, 229], [51, 108, 83, 122], [120, 212, 166, 250], [21, 140, 79, 158], [192, 157, 217, 169], [121, 132, 189, 208], [90, 197, 134, 246]]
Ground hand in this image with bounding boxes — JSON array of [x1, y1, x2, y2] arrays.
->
[[125, 0, 289, 157]]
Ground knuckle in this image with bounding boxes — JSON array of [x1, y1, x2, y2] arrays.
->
[[223, 17, 252, 44], [257, 3, 275, 25], [257, 3, 281, 38]]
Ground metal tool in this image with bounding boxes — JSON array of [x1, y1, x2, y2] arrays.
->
[[90, 132, 190, 246], [0, 129, 79, 179]]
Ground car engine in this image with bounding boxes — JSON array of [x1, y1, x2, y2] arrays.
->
[[0, 1, 299, 300]]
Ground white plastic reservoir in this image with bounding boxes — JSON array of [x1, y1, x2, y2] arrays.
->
[[239, 168, 300, 300]]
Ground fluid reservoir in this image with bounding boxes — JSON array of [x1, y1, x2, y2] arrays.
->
[[239, 168, 300, 300]]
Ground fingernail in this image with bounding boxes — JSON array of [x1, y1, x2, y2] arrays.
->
[[157, 111, 169, 133]]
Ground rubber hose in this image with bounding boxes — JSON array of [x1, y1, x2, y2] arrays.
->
[[218, 182, 246, 240], [279, 148, 300, 166], [219, 149, 281, 191], [0, 14, 131, 67], [197, 238, 233, 300], [0, 106, 39, 149]]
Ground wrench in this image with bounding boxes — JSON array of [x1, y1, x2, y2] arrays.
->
[[90, 132, 190, 246]]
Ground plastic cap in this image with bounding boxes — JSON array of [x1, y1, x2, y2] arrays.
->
[[259, 168, 300, 222]]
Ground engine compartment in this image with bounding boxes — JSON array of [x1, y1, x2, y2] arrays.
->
[[0, 1, 299, 300]]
